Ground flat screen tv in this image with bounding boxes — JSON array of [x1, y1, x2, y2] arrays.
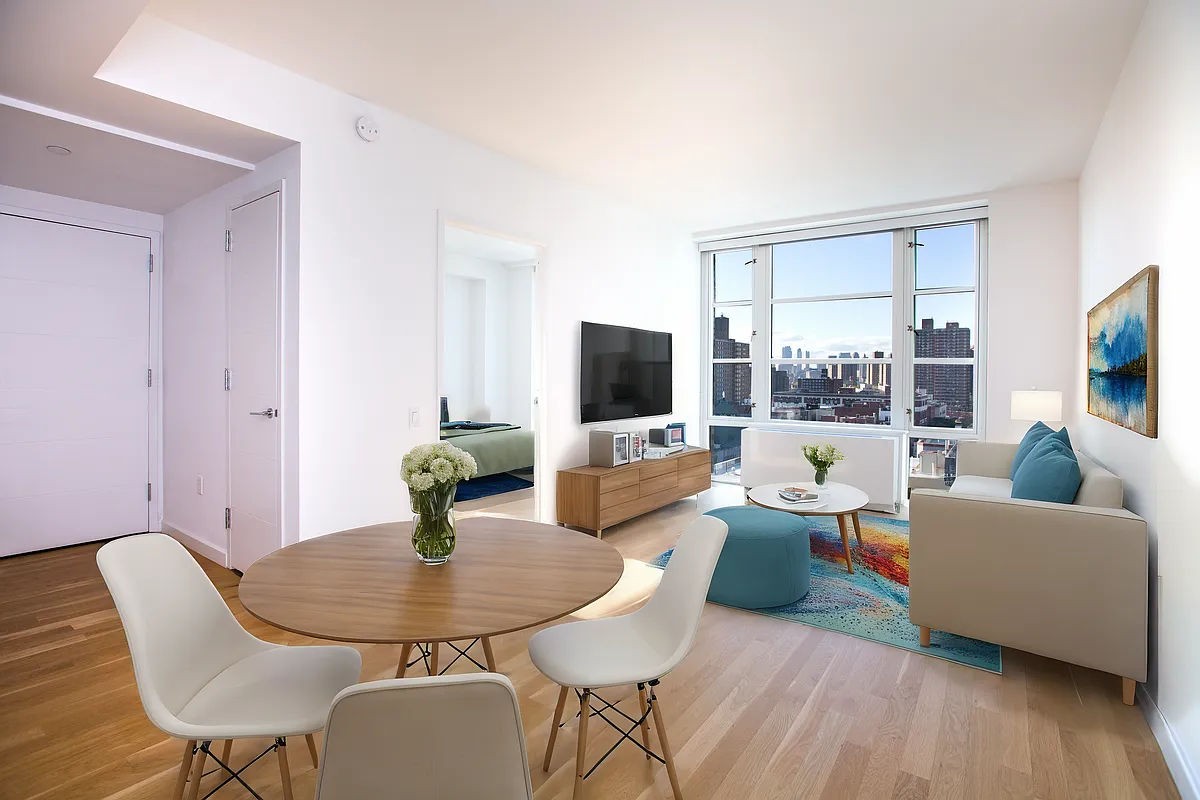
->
[[580, 321, 672, 423]]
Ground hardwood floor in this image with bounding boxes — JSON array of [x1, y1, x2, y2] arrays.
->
[[0, 483, 1178, 799]]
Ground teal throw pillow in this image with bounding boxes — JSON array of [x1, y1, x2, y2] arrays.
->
[[1011, 437, 1081, 504], [1010, 421, 1054, 479]]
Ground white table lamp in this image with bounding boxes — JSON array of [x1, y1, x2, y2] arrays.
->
[[1010, 389, 1063, 423]]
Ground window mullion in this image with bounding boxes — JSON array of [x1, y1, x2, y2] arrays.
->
[[751, 243, 771, 422]]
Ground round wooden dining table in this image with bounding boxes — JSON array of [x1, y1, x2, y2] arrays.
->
[[239, 516, 625, 678]]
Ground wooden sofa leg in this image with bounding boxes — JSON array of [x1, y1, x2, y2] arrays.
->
[[919, 626, 931, 647], [1122, 677, 1137, 706]]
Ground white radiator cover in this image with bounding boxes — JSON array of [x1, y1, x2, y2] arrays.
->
[[740, 428, 906, 512]]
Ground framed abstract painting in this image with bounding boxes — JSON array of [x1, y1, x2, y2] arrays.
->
[[1087, 265, 1158, 438]]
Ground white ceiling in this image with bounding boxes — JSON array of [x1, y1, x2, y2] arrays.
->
[[148, 0, 1146, 230], [0, 105, 253, 214], [0, 0, 295, 213], [445, 226, 539, 265]]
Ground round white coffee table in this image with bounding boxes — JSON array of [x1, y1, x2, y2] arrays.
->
[[745, 481, 870, 573]]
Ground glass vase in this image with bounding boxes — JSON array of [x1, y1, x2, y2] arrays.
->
[[814, 468, 828, 487], [410, 483, 457, 565]]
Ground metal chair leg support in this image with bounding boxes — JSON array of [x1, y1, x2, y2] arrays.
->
[[187, 739, 281, 800]]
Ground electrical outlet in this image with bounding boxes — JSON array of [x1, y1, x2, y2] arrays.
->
[[408, 407, 420, 428], [196, 475, 204, 495]]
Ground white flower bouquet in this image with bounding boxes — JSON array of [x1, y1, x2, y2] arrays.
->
[[400, 442, 478, 564]]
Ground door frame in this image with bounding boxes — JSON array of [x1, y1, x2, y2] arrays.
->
[[435, 212, 547, 521], [0, 198, 163, 533], [224, 181, 286, 567]]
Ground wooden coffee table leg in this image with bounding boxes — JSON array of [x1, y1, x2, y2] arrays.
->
[[851, 511, 863, 545], [836, 515, 854, 573]]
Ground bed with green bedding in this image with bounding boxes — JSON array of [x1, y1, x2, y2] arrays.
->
[[440, 425, 534, 477]]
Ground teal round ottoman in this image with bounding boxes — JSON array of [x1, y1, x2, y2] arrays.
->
[[703, 506, 811, 609]]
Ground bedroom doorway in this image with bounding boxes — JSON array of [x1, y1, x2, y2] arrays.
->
[[438, 222, 541, 520]]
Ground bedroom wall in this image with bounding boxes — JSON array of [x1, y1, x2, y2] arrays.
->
[[1076, 0, 1200, 793], [440, 271, 486, 420], [101, 15, 699, 535], [442, 251, 518, 424]]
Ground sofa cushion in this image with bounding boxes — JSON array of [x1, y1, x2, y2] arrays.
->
[[949, 475, 1014, 498], [1010, 422, 1056, 478], [1011, 437, 1082, 504]]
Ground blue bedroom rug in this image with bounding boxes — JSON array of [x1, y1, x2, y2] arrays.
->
[[454, 472, 534, 502], [651, 513, 1002, 673]]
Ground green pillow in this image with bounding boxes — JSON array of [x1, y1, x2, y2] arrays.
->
[[1010, 422, 1054, 479], [1011, 436, 1081, 504]]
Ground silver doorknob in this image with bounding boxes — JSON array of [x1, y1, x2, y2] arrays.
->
[[250, 408, 277, 418]]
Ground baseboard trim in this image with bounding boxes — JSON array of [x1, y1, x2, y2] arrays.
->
[[1139, 684, 1199, 800], [162, 522, 227, 567]]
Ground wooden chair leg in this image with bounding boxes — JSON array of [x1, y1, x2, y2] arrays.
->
[[836, 515, 854, 573], [637, 685, 653, 760], [277, 738, 294, 800], [544, 684, 569, 772], [429, 641, 440, 676], [219, 739, 232, 766], [482, 636, 498, 671], [185, 741, 208, 800], [173, 739, 195, 800], [396, 642, 414, 678], [649, 687, 684, 800], [305, 733, 320, 768], [573, 690, 592, 800], [1123, 677, 1137, 706], [919, 626, 931, 647]]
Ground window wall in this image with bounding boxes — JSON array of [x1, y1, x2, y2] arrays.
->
[[702, 212, 987, 483]]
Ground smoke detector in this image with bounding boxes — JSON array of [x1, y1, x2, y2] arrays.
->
[[355, 116, 380, 142]]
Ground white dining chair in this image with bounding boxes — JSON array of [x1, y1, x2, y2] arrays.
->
[[528, 515, 729, 799], [96, 533, 362, 800], [314, 673, 534, 799]]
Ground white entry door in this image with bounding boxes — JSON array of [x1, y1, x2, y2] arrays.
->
[[227, 191, 282, 571], [0, 213, 151, 556]]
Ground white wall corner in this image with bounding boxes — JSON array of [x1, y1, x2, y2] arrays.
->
[[162, 522, 227, 567], [1140, 685, 1200, 800]]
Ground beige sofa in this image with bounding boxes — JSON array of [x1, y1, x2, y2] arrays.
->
[[909, 440, 1148, 704]]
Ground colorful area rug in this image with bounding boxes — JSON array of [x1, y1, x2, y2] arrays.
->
[[651, 514, 1002, 673]]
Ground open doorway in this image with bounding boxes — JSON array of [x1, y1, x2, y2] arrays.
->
[[439, 222, 541, 520]]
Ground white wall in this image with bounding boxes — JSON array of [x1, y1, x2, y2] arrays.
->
[[161, 144, 301, 557], [442, 251, 519, 423], [1077, 0, 1200, 792], [441, 271, 486, 419], [985, 180, 1079, 443], [101, 16, 698, 536], [507, 264, 535, 430]]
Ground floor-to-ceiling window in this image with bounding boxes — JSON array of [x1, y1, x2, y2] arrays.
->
[[701, 210, 987, 485]]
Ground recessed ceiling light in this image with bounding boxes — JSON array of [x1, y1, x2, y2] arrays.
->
[[45, 145, 71, 156]]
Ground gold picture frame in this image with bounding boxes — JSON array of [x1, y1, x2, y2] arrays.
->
[[1086, 265, 1158, 438]]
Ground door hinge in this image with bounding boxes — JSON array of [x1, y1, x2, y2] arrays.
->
[[224, 230, 232, 252], [224, 368, 230, 391], [147, 483, 152, 502], [147, 368, 153, 388], [225, 508, 232, 529], [148, 253, 154, 272]]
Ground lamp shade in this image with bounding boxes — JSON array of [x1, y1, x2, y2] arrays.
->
[[1010, 390, 1063, 422]]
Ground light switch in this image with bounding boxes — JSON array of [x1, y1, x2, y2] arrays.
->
[[408, 407, 420, 428]]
